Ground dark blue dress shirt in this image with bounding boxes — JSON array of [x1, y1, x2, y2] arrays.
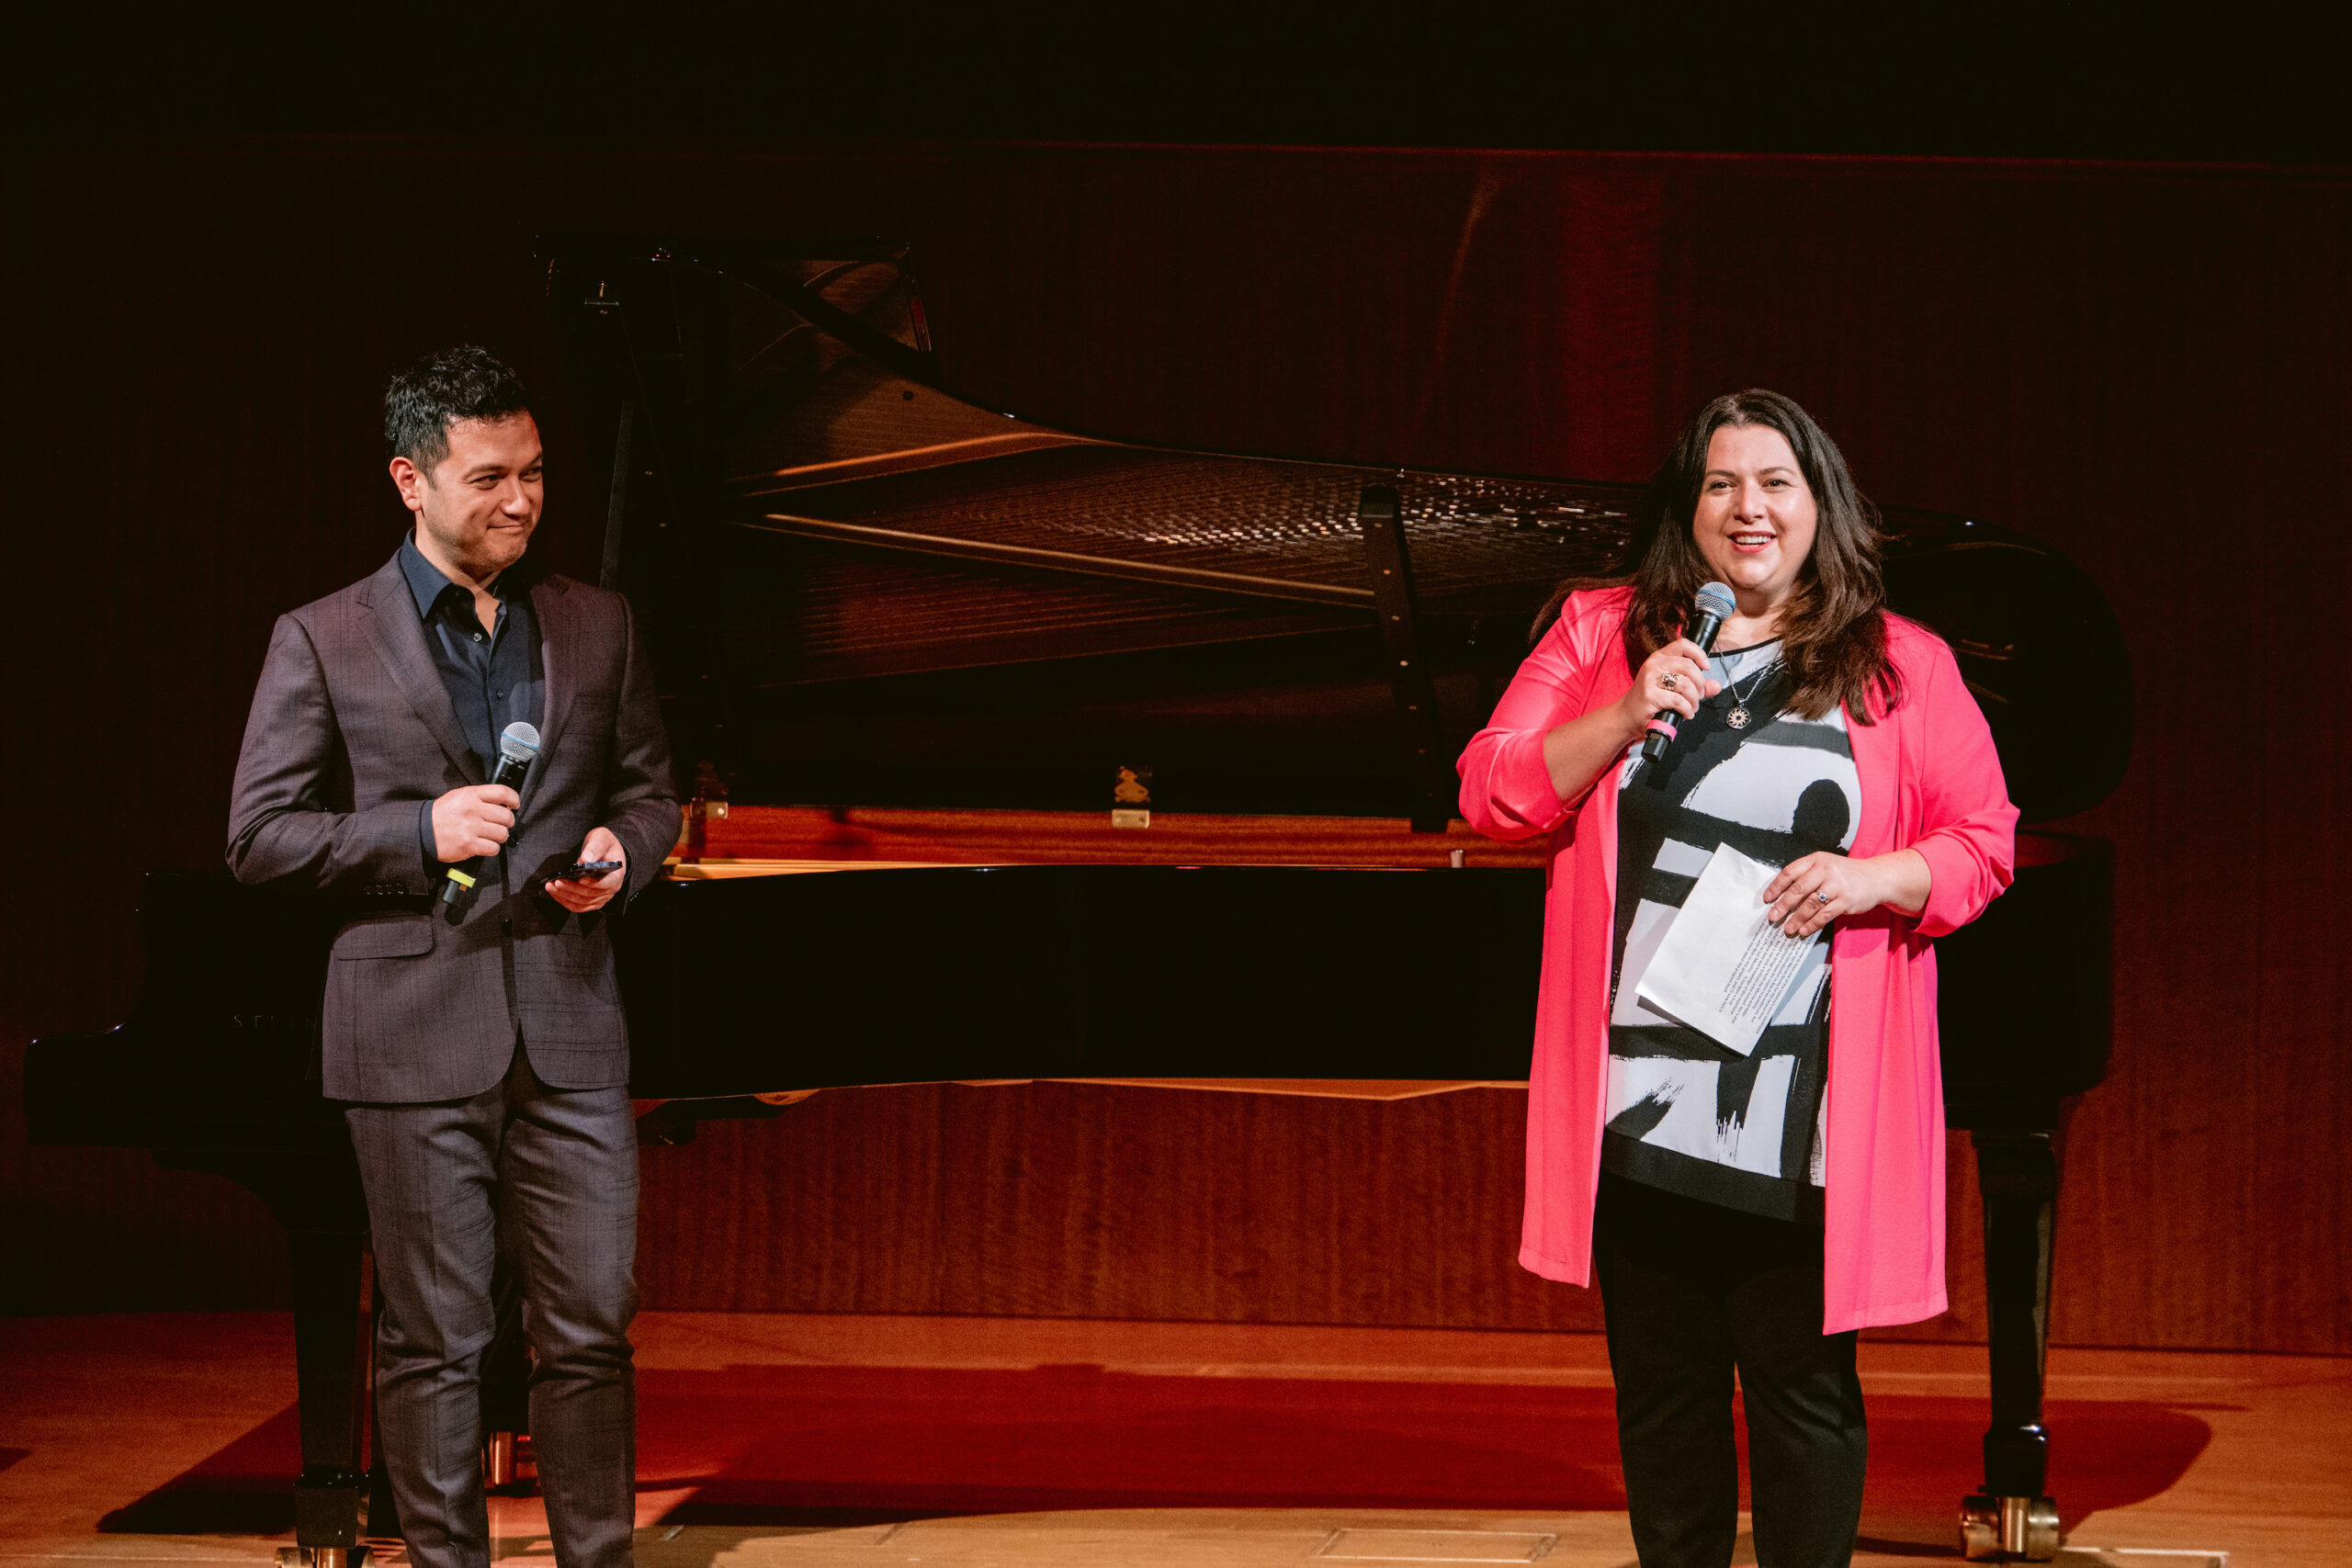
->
[[399, 533, 546, 879]]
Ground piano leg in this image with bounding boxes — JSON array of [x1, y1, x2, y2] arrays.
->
[[158, 1145, 378, 1566], [481, 1257, 530, 1491], [365, 1272, 401, 1545], [1959, 1130, 2064, 1562], [276, 1226, 373, 1568]]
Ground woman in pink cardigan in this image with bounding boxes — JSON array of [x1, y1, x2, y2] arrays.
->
[[1458, 390, 2016, 1568]]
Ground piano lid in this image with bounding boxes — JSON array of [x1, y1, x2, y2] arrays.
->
[[537, 234, 2132, 823]]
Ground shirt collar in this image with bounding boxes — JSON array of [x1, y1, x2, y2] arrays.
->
[[397, 531, 521, 622]]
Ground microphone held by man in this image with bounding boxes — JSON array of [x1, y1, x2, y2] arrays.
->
[[430, 719, 631, 916], [436, 721, 539, 908]]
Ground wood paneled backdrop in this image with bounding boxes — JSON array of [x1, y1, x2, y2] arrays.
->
[[5, 142, 2345, 1354]]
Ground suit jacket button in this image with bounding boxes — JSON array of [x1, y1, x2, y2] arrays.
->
[[502, 918, 514, 938]]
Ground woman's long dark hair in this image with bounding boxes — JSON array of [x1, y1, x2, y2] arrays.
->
[[1534, 388, 1902, 722]]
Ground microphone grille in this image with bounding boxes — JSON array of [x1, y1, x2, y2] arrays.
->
[[498, 721, 541, 763], [1693, 581, 1737, 620]]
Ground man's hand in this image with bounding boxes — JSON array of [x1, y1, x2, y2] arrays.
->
[[432, 784, 520, 862], [546, 827, 628, 913]]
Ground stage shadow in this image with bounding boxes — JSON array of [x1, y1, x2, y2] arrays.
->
[[91, 1366, 2211, 1541], [1853, 1397, 2214, 1551], [1854, 1538, 1962, 1559], [99, 1404, 302, 1535], [645, 1363, 1627, 1525]]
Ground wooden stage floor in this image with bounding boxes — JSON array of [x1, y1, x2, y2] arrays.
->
[[2, 1313, 2342, 1568]]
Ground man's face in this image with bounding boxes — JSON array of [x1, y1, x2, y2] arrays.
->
[[390, 413, 544, 581]]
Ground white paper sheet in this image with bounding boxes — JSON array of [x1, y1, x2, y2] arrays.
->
[[1633, 841, 1823, 1056]]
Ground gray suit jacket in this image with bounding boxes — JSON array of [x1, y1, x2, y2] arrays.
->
[[227, 554, 680, 1102]]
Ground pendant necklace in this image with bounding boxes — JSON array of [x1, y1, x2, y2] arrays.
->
[[1721, 654, 1781, 730]]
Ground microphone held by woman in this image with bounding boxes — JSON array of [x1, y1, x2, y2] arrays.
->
[[1640, 580, 1739, 762]]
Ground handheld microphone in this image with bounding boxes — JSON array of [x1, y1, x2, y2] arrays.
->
[[1640, 581, 1738, 764], [439, 721, 540, 908]]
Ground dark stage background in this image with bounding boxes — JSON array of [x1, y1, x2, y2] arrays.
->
[[4, 141, 2345, 1355]]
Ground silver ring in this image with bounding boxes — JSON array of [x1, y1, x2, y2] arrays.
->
[[1815, 891, 1831, 905], [1659, 673, 1678, 690]]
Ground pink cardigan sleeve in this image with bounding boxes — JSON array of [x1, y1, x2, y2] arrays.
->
[[1900, 632, 2019, 938], [1457, 592, 1623, 841]]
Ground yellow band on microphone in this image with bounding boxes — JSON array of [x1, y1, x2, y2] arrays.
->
[[445, 868, 477, 889]]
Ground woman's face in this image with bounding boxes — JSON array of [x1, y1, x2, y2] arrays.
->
[[1691, 423, 1818, 609]]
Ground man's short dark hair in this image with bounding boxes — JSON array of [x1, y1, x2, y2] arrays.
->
[[385, 345, 532, 471]]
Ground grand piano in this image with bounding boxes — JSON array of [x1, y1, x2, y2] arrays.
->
[[25, 236, 2130, 1566]]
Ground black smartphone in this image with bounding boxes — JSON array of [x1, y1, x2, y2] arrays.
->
[[557, 859, 624, 881]]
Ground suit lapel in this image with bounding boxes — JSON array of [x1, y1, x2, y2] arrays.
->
[[521, 574, 575, 816], [359, 557, 484, 784]]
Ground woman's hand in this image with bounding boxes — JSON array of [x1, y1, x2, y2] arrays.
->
[[1615, 638, 1721, 741], [1764, 849, 1932, 938]]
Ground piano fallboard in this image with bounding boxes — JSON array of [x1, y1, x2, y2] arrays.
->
[[25, 821, 2104, 1151], [620, 860, 1547, 1099]]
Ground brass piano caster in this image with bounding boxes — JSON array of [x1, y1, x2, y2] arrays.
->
[[1960, 1494, 2061, 1561], [277, 1550, 368, 1568], [484, 1429, 519, 1488]]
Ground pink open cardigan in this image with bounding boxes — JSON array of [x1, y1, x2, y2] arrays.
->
[[1457, 586, 2018, 1332]]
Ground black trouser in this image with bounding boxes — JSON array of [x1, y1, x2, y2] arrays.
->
[[1595, 1173, 1868, 1568], [345, 1043, 639, 1568]]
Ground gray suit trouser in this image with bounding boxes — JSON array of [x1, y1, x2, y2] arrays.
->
[[345, 1043, 639, 1568]]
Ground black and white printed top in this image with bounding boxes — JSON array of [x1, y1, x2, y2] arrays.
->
[[1604, 638, 1859, 1225]]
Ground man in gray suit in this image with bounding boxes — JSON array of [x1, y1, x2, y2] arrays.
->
[[228, 346, 678, 1568]]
